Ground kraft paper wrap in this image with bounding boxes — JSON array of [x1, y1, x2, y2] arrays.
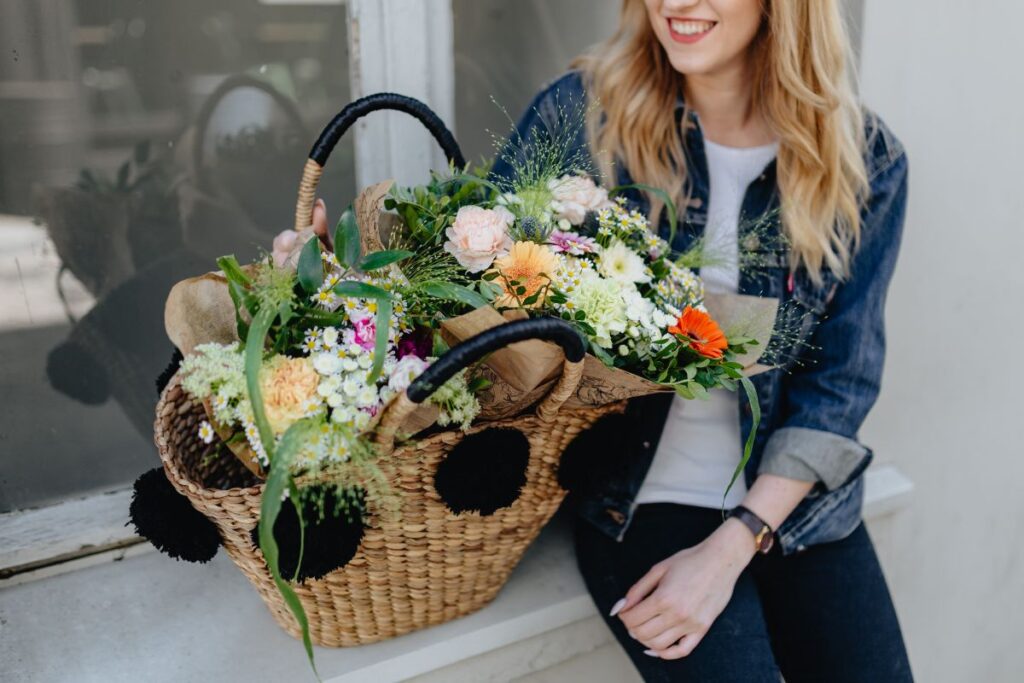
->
[[441, 293, 779, 415]]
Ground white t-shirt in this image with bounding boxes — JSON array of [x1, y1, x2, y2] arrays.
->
[[635, 138, 778, 510]]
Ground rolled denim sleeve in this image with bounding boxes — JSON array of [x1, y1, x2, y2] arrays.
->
[[759, 146, 909, 490]]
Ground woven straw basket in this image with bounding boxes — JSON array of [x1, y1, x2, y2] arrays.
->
[[154, 94, 625, 646]]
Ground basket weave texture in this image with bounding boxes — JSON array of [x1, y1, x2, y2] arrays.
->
[[155, 372, 623, 647]]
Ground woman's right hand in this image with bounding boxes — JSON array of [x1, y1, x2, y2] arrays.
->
[[271, 198, 331, 266]]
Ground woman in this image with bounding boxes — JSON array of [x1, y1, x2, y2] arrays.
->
[[493, 1, 912, 681]]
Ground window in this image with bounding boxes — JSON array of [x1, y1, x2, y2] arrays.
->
[[0, 0, 354, 512]]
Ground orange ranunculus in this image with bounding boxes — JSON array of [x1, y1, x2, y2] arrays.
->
[[668, 306, 728, 359]]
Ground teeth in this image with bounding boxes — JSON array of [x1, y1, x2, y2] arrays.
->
[[670, 20, 715, 36]]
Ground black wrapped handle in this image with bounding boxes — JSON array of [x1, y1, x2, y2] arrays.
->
[[309, 92, 465, 168], [294, 92, 465, 230], [407, 318, 586, 404]]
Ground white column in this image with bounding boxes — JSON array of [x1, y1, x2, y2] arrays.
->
[[346, 0, 455, 188]]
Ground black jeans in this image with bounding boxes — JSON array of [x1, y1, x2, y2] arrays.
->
[[576, 504, 913, 682]]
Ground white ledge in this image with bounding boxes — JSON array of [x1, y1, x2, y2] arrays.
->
[[0, 464, 912, 683]]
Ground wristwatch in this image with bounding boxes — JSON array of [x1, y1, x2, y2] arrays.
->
[[727, 506, 775, 554]]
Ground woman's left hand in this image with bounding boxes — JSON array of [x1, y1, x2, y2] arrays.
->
[[614, 518, 756, 660]]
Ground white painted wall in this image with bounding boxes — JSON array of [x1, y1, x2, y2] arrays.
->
[[858, 2, 1024, 681]]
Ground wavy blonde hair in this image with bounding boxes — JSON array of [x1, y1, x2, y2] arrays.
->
[[573, 0, 868, 282]]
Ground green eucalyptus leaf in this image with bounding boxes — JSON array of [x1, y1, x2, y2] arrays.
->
[[297, 236, 324, 294], [334, 209, 362, 268], [420, 281, 489, 309], [333, 281, 393, 301], [358, 249, 413, 272]]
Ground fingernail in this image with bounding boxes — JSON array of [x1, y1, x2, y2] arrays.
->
[[628, 631, 637, 640], [609, 598, 627, 617], [643, 649, 659, 657]]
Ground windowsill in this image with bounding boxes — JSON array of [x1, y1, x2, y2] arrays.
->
[[0, 465, 912, 682]]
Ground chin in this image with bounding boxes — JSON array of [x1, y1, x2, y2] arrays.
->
[[664, 52, 718, 77]]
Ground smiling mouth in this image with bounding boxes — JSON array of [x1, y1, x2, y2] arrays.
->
[[667, 18, 717, 40]]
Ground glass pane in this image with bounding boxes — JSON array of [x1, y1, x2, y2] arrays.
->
[[0, 0, 353, 512], [452, 0, 620, 163]]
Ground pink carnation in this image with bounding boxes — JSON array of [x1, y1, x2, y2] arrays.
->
[[351, 317, 376, 351], [443, 205, 515, 272]]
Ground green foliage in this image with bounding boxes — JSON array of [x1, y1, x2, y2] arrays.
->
[[384, 170, 493, 244], [334, 209, 362, 269], [297, 237, 324, 294]]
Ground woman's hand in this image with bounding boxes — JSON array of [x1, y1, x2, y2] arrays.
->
[[271, 198, 331, 266], [613, 518, 756, 660]]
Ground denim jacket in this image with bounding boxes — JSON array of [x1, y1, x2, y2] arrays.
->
[[491, 71, 908, 554]]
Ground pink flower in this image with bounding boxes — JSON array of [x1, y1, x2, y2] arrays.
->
[[548, 230, 598, 256], [351, 317, 376, 351], [548, 175, 612, 225], [443, 205, 515, 272]]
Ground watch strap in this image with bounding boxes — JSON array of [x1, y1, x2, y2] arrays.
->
[[728, 505, 775, 554]]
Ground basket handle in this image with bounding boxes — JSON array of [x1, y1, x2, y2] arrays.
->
[[293, 92, 466, 231], [191, 74, 309, 193], [374, 319, 587, 454]]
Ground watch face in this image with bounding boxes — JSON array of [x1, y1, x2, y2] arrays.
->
[[756, 528, 774, 553]]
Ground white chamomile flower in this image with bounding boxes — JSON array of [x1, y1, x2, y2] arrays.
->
[[322, 327, 340, 348], [357, 353, 373, 370], [326, 392, 344, 408], [342, 357, 359, 373], [342, 377, 361, 397], [313, 352, 343, 376], [198, 421, 215, 444], [356, 386, 378, 407]]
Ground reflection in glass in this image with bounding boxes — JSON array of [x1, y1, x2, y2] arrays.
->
[[0, 0, 353, 511]]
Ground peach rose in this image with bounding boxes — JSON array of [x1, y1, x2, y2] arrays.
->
[[548, 175, 611, 225], [443, 205, 515, 272], [259, 355, 320, 434]]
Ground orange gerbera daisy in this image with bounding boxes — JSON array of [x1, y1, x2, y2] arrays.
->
[[668, 306, 728, 359], [489, 241, 560, 309]]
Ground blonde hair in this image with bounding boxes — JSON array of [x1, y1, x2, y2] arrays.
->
[[573, 0, 868, 282]]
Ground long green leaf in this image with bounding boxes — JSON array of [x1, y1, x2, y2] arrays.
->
[[368, 296, 392, 383], [609, 183, 680, 247], [333, 281, 393, 301], [245, 308, 278, 457], [419, 281, 489, 309], [216, 255, 253, 288], [297, 236, 324, 294], [258, 420, 319, 677], [334, 208, 362, 269], [358, 249, 413, 272], [723, 376, 761, 508]]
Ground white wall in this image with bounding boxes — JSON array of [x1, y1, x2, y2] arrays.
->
[[858, 2, 1024, 681]]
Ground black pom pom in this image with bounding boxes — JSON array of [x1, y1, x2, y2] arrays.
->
[[156, 347, 184, 396], [130, 467, 221, 563], [251, 486, 365, 582], [558, 413, 633, 495], [434, 428, 530, 516], [46, 340, 110, 405]]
